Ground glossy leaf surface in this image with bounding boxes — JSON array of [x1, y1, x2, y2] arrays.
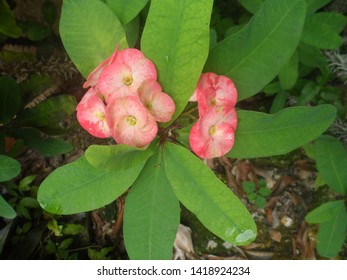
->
[[124, 149, 180, 260], [315, 135, 347, 195], [0, 155, 20, 182], [60, 0, 125, 77], [38, 155, 147, 214], [205, 0, 306, 100], [141, 0, 213, 124], [228, 105, 336, 158], [165, 143, 256, 246]]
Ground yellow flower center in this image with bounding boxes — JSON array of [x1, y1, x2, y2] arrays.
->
[[209, 97, 216, 106], [127, 115, 137, 126], [94, 111, 106, 121], [208, 125, 217, 136], [123, 75, 133, 86]]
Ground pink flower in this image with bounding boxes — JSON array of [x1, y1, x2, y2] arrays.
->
[[195, 72, 237, 115], [189, 109, 237, 159], [83, 46, 119, 89], [137, 80, 175, 123], [189, 73, 238, 159], [76, 88, 111, 138], [106, 96, 158, 148], [98, 48, 157, 103]]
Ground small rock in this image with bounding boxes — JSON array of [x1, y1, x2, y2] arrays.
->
[[281, 215, 293, 227]]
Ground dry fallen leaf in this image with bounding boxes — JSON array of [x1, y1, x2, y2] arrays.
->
[[269, 229, 282, 242], [173, 224, 195, 260]]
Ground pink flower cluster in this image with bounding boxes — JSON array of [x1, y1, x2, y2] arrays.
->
[[189, 73, 238, 159], [77, 47, 175, 148]]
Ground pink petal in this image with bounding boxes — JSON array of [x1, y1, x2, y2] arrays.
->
[[196, 72, 237, 115], [98, 48, 157, 103], [76, 88, 111, 138], [106, 96, 158, 148], [98, 62, 136, 102], [189, 89, 198, 102], [138, 80, 175, 123], [83, 46, 119, 88], [189, 109, 237, 159], [117, 49, 157, 81]]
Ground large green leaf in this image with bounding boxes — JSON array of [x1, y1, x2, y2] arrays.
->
[[278, 51, 299, 90], [124, 149, 180, 260], [308, 201, 347, 258], [0, 155, 20, 182], [164, 142, 256, 246], [59, 0, 126, 78], [205, 0, 306, 101], [15, 95, 76, 132], [85, 144, 154, 171], [228, 105, 336, 158], [141, 0, 213, 124], [306, 200, 345, 224], [301, 12, 347, 49], [38, 155, 147, 214], [315, 135, 347, 195], [0, 195, 16, 219], [0, 76, 21, 125], [106, 0, 148, 25]]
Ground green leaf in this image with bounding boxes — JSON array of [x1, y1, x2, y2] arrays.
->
[[315, 135, 347, 195], [315, 203, 347, 258], [88, 247, 113, 260], [242, 181, 255, 194], [124, 16, 140, 48], [85, 144, 154, 171], [0, 195, 16, 219], [279, 51, 299, 90], [0, 0, 21, 38], [258, 187, 271, 197], [205, 0, 306, 101], [124, 149, 180, 260], [301, 13, 347, 49], [141, 0, 213, 125], [297, 81, 320, 105], [298, 43, 327, 69], [269, 91, 289, 114], [20, 197, 40, 208], [0, 76, 21, 124], [228, 105, 336, 158], [106, 0, 148, 25], [27, 23, 52, 41], [15, 128, 73, 156], [306, 200, 345, 224], [59, 0, 126, 78], [38, 155, 147, 214], [19, 175, 36, 190], [59, 238, 74, 250], [47, 219, 63, 236], [254, 195, 266, 208], [237, 0, 264, 14], [306, 0, 332, 14], [164, 143, 256, 246], [15, 95, 76, 131], [32, 138, 73, 157], [0, 154, 20, 181], [62, 224, 85, 235]]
